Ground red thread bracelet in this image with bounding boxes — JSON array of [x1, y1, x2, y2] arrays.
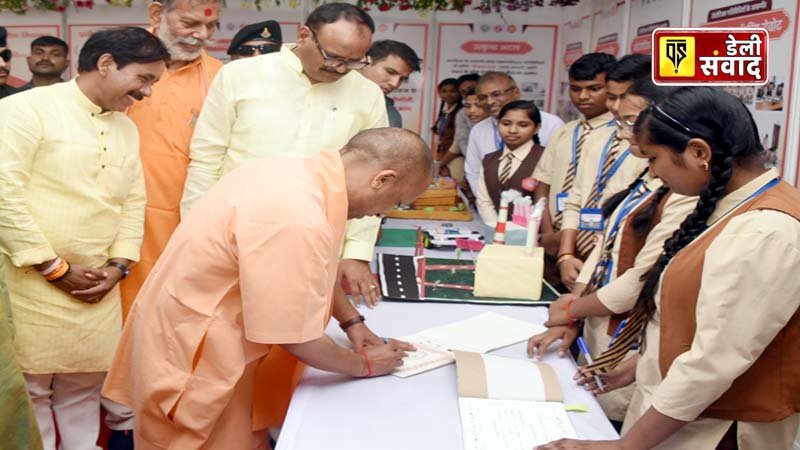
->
[[356, 351, 373, 377], [561, 296, 579, 326]]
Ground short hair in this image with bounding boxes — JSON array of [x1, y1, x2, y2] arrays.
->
[[606, 54, 651, 83], [463, 87, 477, 97], [367, 40, 421, 72], [438, 78, 459, 90], [568, 52, 617, 81], [30, 36, 68, 54], [306, 3, 375, 34], [456, 73, 480, 87], [477, 71, 516, 88], [77, 27, 170, 73]]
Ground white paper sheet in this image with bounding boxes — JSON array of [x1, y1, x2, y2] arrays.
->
[[392, 336, 455, 378], [458, 398, 576, 450], [417, 312, 546, 353]]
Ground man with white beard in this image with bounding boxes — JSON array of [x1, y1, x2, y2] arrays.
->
[[106, 1, 223, 448]]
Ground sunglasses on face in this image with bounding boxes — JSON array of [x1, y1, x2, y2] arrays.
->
[[234, 44, 279, 56], [0, 49, 12, 63]]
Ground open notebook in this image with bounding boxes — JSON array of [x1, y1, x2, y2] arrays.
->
[[455, 351, 576, 450], [392, 312, 546, 378]]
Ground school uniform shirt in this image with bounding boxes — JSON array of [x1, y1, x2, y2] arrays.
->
[[476, 141, 536, 226], [560, 137, 648, 232], [182, 44, 388, 261], [623, 168, 800, 449], [464, 112, 564, 195], [532, 112, 615, 222], [575, 174, 697, 421], [0, 80, 146, 373]]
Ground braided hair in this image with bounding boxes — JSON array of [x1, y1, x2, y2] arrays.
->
[[632, 87, 765, 319], [601, 167, 671, 237]]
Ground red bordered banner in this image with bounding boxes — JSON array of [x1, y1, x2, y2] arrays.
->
[[652, 27, 768, 86]]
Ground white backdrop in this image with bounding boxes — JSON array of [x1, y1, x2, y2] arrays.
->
[[2, 0, 800, 184]]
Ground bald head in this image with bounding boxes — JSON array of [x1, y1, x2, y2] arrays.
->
[[340, 128, 433, 219]]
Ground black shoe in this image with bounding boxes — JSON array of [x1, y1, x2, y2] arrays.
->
[[107, 429, 134, 450]]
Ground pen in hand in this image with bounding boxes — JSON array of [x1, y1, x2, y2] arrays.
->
[[576, 336, 606, 392]]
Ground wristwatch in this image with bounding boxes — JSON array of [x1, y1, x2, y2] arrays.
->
[[339, 315, 365, 331], [105, 261, 130, 280]]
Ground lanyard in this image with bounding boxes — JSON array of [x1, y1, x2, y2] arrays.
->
[[600, 180, 651, 286], [492, 119, 503, 151], [705, 177, 781, 230], [593, 131, 631, 204]]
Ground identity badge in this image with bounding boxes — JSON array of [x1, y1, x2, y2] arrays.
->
[[556, 192, 568, 213], [579, 208, 604, 231]]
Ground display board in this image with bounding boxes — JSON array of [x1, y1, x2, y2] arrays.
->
[[627, 0, 684, 54]]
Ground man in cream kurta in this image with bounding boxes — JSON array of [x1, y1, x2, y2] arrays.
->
[[180, 8, 388, 428], [182, 45, 386, 263], [0, 26, 166, 449], [625, 169, 800, 449]]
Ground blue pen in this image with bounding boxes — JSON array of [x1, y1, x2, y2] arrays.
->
[[577, 337, 606, 391], [608, 319, 627, 347]]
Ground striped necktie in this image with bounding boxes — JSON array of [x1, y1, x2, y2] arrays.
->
[[499, 151, 514, 185], [583, 181, 649, 294], [576, 137, 624, 257], [554, 120, 592, 229], [581, 309, 648, 377]]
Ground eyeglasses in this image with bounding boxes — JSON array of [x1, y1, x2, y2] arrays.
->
[[475, 86, 517, 105], [234, 44, 279, 57], [614, 117, 637, 131], [309, 28, 371, 70], [0, 49, 12, 63]]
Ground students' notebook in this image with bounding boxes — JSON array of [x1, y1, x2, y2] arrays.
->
[[391, 312, 546, 378], [454, 351, 576, 450]]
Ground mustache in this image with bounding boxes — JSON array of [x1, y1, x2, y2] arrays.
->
[[175, 36, 208, 47]]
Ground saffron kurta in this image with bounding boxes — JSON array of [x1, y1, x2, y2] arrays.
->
[[103, 150, 348, 450], [120, 51, 222, 320], [0, 80, 145, 373]]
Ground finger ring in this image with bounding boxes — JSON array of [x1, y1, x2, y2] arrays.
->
[[370, 285, 377, 290]]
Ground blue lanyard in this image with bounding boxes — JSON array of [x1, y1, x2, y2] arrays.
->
[[492, 119, 503, 150], [593, 131, 631, 204], [745, 177, 780, 202], [570, 123, 581, 167], [706, 177, 781, 230], [601, 180, 651, 285]]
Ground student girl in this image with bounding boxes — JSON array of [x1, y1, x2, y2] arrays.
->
[[536, 87, 800, 450], [431, 78, 462, 159], [438, 87, 489, 186], [475, 100, 543, 226], [527, 77, 696, 425]]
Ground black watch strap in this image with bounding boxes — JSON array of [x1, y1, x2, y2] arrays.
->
[[105, 261, 130, 279], [339, 315, 365, 331]]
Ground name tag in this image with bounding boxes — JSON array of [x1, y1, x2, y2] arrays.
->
[[579, 208, 604, 231], [556, 192, 568, 213]]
